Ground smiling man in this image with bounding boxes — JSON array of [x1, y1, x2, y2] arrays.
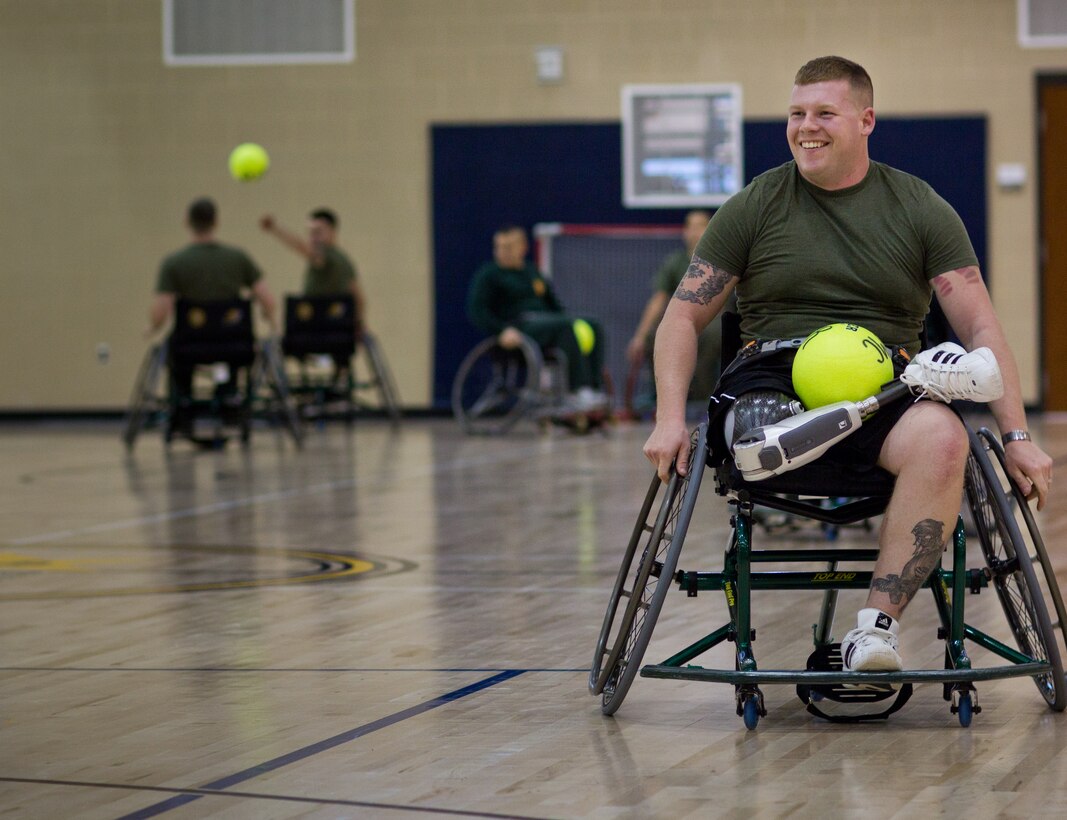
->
[[642, 56, 1052, 675]]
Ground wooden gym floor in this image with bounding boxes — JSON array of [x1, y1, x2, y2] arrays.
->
[[2, 415, 1067, 818]]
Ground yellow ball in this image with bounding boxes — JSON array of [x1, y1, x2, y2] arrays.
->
[[791, 323, 894, 409], [572, 319, 596, 355], [228, 143, 270, 181]]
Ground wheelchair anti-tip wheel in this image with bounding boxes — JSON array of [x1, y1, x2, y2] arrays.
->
[[965, 427, 1066, 711], [590, 422, 708, 716], [452, 336, 543, 435]]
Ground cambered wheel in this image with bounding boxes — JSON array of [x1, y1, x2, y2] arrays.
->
[[362, 333, 402, 424], [590, 423, 708, 716], [452, 336, 543, 435], [964, 427, 1066, 711], [122, 343, 167, 451], [260, 340, 305, 447], [979, 429, 1067, 656]]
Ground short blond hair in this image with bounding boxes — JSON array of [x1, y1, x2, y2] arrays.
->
[[794, 56, 873, 108]]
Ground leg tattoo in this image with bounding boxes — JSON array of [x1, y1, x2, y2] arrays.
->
[[871, 519, 946, 606]]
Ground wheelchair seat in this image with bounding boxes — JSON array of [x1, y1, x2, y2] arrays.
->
[[281, 295, 358, 361], [171, 298, 255, 367]]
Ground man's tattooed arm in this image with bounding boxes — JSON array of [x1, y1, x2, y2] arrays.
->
[[871, 519, 946, 606], [673, 254, 736, 307], [931, 266, 982, 300]]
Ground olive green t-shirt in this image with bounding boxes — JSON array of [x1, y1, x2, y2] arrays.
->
[[304, 245, 357, 297], [156, 242, 262, 300], [467, 262, 563, 335], [695, 161, 978, 353]]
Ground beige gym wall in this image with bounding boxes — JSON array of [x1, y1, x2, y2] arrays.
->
[[1, 0, 1064, 410]]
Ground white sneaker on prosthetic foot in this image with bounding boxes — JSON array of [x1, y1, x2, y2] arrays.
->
[[841, 608, 903, 672], [901, 342, 1004, 403]]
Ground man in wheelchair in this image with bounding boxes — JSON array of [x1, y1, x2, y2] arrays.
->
[[147, 197, 277, 438], [643, 56, 1053, 676], [467, 224, 608, 412]]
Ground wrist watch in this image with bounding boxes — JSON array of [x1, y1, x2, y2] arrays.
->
[[1001, 430, 1032, 445]]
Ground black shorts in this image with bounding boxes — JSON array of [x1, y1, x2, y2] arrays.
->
[[705, 340, 920, 485]]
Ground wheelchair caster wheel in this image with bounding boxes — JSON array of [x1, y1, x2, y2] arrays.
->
[[737, 687, 765, 730], [956, 694, 973, 727], [742, 696, 760, 730]]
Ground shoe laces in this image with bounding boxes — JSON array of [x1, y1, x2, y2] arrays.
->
[[900, 345, 1003, 403]]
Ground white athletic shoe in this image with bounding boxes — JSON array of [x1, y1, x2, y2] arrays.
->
[[570, 387, 609, 411], [901, 343, 1004, 403], [841, 608, 903, 672]]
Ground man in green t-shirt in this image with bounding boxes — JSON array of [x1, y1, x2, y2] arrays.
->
[[148, 197, 277, 425], [643, 56, 1053, 675], [467, 225, 606, 410], [261, 208, 366, 377], [260, 208, 366, 330], [626, 210, 727, 402]]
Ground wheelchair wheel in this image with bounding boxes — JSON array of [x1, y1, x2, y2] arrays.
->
[[452, 336, 542, 435], [591, 423, 708, 716], [258, 339, 305, 448], [964, 427, 1066, 711], [122, 343, 167, 451], [362, 333, 402, 424], [979, 429, 1067, 650]]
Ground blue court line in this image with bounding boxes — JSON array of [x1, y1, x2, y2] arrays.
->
[[114, 670, 525, 820]]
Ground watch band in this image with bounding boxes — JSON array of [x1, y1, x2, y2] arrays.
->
[[1002, 430, 1032, 445]]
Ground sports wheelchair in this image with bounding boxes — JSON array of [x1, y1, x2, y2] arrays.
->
[[123, 298, 304, 450], [281, 295, 401, 425], [452, 332, 609, 435], [590, 413, 1067, 730]]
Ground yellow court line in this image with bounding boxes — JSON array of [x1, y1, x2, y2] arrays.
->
[[0, 546, 393, 600]]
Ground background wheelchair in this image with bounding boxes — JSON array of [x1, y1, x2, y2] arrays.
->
[[451, 332, 609, 435], [281, 295, 401, 425], [123, 298, 304, 450], [590, 413, 1066, 730]]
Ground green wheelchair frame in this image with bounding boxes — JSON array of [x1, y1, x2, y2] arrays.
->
[[590, 420, 1067, 730]]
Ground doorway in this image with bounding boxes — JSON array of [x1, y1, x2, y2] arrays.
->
[[1039, 77, 1067, 410]]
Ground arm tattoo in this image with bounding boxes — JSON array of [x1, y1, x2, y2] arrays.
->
[[871, 519, 946, 606], [673, 255, 735, 306], [932, 266, 982, 299]]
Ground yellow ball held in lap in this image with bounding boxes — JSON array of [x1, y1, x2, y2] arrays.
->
[[791, 323, 894, 409], [572, 319, 596, 355], [228, 143, 270, 181]]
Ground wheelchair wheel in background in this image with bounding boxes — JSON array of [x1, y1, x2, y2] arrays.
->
[[591, 423, 708, 716], [452, 336, 543, 435], [257, 339, 305, 448], [978, 429, 1067, 664], [964, 427, 1066, 711], [122, 343, 167, 451], [362, 332, 402, 425]]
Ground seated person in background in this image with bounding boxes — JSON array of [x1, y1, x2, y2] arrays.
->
[[147, 197, 276, 430], [626, 210, 733, 403], [467, 225, 607, 410], [261, 208, 366, 378]]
